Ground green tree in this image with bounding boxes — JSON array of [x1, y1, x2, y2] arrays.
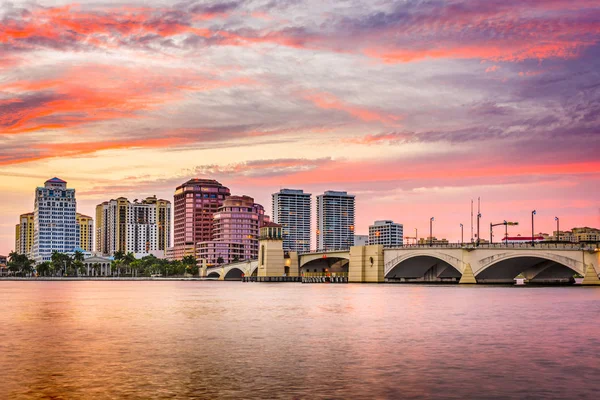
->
[[217, 256, 224, 266], [123, 252, 136, 276], [182, 255, 198, 276], [36, 261, 52, 277], [8, 252, 34, 276], [73, 250, 85, 276]]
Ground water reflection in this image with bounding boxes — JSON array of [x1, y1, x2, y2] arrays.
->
[[0, 282, 599, 399]]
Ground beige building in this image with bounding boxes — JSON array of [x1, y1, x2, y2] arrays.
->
[[553, 227, 600, 242], [76, 213, 94, 252], [96, 196, 171, 257], [418, 237, 450, 245], [15, 212, 35, 256]]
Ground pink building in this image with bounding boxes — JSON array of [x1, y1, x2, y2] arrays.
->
[[171, 179, 230, 260], [197, 195, 269, 265]]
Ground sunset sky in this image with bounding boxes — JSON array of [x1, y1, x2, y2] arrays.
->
[[1, 0, 600, 254]]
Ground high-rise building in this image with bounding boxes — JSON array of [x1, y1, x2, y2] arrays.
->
[[354, 234, 369, 246], [32, 178, 78, 262], [15, 212, 35, 256], [76, 213, 94, 252], [368, 220, 403, 247], [316, 191, 355, 251], [197, 195, 268, 265], [172, 179, 230, 260], [95, 196, 171, 257], [272, 189, 311, 252]]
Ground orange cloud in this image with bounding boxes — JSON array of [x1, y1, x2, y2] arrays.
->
[[0, 64, 254, 135], [302, 91, 402, 125]]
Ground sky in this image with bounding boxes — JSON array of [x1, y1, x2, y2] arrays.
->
[[1, 0, 600, 254]]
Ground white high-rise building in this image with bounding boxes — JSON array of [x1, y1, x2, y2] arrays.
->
[[369, 220, 403, 248], [316, 191, 355, 251], [272, 189, 311, 252], [96, 196, 171, 257], [32, 178, 78, 262]]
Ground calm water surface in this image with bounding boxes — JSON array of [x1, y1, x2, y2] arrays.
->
[[0, 282, 599, 399]]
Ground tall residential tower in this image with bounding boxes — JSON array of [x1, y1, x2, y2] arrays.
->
[[172, 179, 230, 260], [316, 191, 355, 251], [32, 178, 78, 262], [95, 196, 171, 257], [196, 195, 268, 265], [272, 189, 311, 252], [15, 212, 34, 257]]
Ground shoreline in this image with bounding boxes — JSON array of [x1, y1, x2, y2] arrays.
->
[[0, 277, 214, 281]]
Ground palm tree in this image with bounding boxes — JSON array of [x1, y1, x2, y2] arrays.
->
[[8, 252, 34, 276], [73, 250, 84, 276], [123, 252, 136, 276], [36, 261, 52, 277]]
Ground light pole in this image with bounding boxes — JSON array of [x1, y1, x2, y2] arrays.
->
[[555, 216, 559, 242], [415, 228, 418, 245], [476, 213, 481, 246], [460, 223, 464, 245], [429, 217, 434, 246], [531, 210, 536, 247]]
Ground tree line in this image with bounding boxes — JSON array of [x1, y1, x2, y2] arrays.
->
[[5, 250, 200, 277]]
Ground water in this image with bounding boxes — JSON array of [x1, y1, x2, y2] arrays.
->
[[0, 282, 599, 399]]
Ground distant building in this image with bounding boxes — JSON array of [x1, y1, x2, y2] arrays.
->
[[0, 255, 7, 276], [196, 195, 268, 265], [76, 213, 94, 253], [354, 235, 368, 246], [418, 237, 449, 245], [15, 212, 35, 257], [32, 178, 78, 262], [272, 189, 311, 252], [570, 227, 600, 242], [95, 196, 171, 257], [317, 191, 355, 251], [368, 220, 403, 247], [173, 179, 230, 260]]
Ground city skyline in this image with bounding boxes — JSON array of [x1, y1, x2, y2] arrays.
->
[[1, 0, 600, 255]]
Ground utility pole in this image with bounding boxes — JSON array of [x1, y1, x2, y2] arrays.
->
[[555, 216, 560, 242], [460, 223, 464, 245], [470, 199, 474, 243], [429, 217, 434, 246], [531, 210, 536, 247]]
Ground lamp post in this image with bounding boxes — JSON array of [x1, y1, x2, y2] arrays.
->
[[531, 210, 536, 247], [429, 217, 434, 246], [460, 223, 464, 245], [555, 216, 559, 242], [415, 228, 418, 246], [476, 213, 481, 246]]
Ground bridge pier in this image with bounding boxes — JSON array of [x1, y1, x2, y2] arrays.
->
[[458, 263, 476, 284], [348, 245, 385, 283]]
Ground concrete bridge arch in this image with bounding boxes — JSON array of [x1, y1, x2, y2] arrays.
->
[[473, 250, 585, 284], [384, 250, 465, 282]]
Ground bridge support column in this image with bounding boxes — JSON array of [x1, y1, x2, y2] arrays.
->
[[459, 263, 477, 284], [218, 266, 225, 281], [349, 245, 384, 283], [582, 263, 600, 285], [286, 251, 299, 277]]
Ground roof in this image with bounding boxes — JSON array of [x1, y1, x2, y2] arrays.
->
[[46, 177, 66, 183], [261, 221, 282, 228]]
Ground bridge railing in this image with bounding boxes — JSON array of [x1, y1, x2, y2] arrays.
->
[[302, 272, 348, 278], [298, 248, 351, 255], [386, 242, 597, 250]]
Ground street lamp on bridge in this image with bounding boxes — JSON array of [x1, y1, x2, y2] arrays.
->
[[429, 217, 434, 246], [460, 223, 464, 245], [555, 216, 560, 242], [490, 220, 519, 245], [531, 210, 537, 247], [476, 213, 482, 246]]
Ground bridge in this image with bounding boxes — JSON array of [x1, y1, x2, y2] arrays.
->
[[205, 243, 600, 284]]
